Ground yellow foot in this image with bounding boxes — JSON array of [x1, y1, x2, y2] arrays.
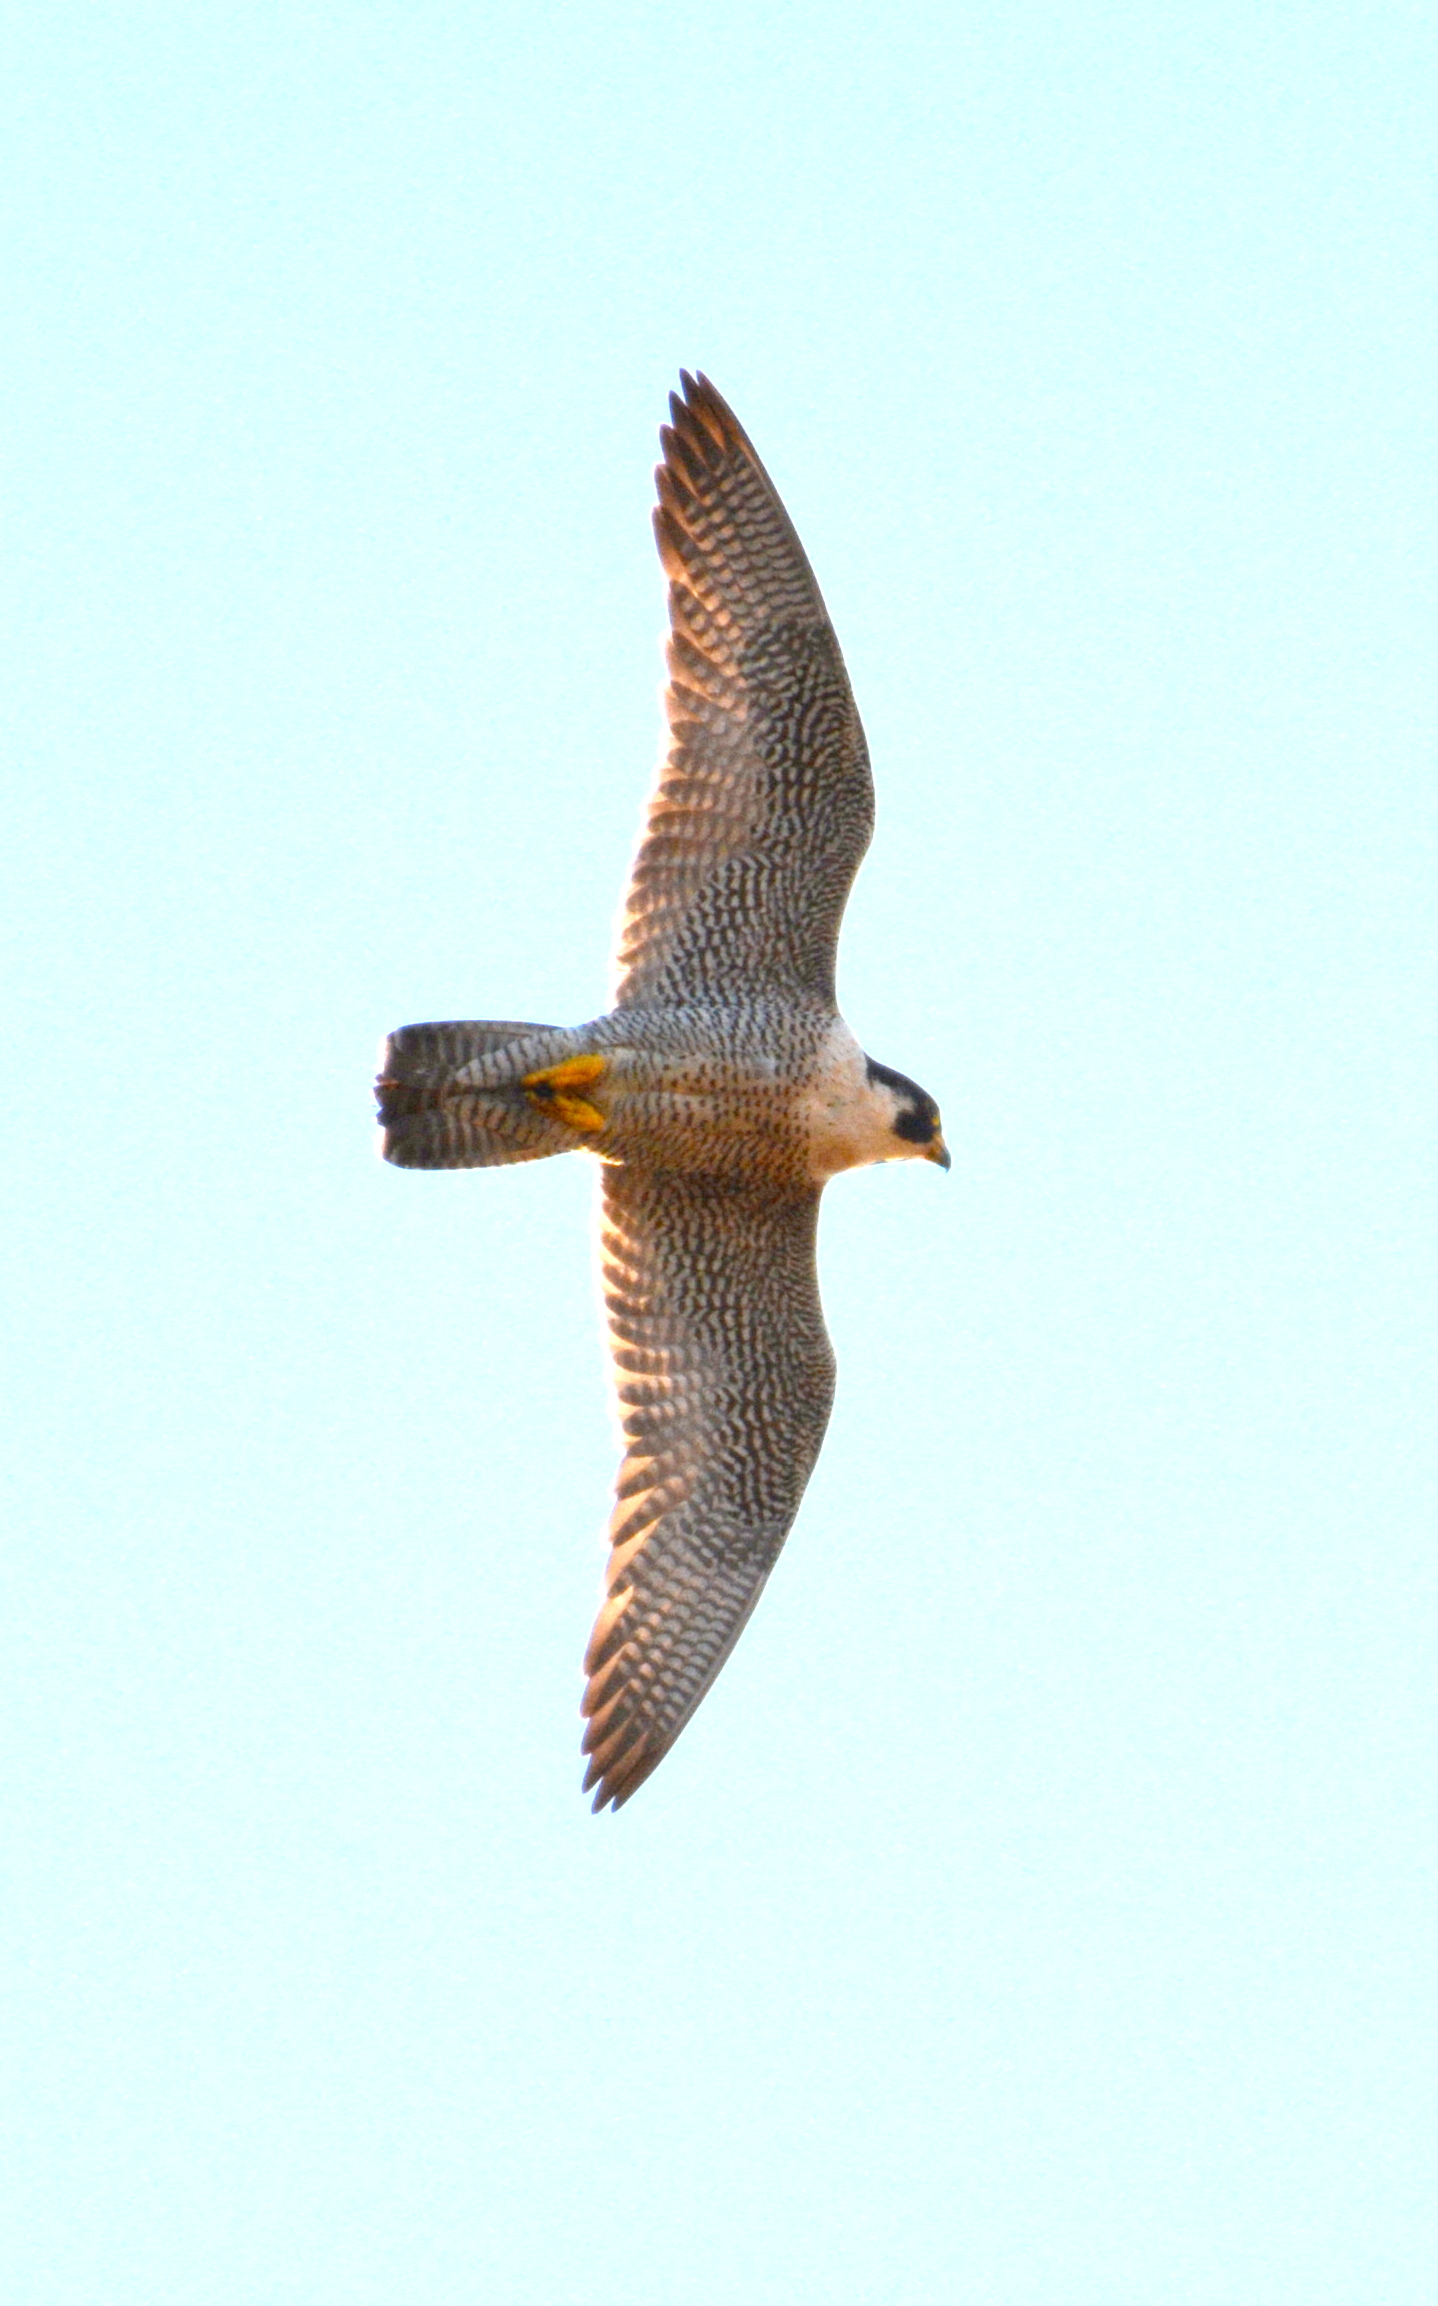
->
[[522, 1052, 608, 1133]]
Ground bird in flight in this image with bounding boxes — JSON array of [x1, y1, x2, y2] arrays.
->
[[377, 373, 948, 1810]]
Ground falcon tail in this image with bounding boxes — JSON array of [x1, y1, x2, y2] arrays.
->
[[376, 1019, 583, 1169]]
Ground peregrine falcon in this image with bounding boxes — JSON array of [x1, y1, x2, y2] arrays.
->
[[377, 373, 948, 1810]]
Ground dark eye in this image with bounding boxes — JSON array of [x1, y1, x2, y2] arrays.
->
[[893, 1106, 934, 1145]]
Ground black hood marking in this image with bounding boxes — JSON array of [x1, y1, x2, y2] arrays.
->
[[865, 1056, 942, 1144]]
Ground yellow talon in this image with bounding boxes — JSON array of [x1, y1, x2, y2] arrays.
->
[[522, 1053, 608, 1133], [554, 1095, 606, 1131], [523, 1054, 607, 1092]]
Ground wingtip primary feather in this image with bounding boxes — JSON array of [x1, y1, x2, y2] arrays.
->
[[664, 371, 746, 469], [584, 1727, 664, 1813]]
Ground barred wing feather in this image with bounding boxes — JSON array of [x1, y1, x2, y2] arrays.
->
[[612, 373, 875, 1009], [582, 1165, 836, 1809]]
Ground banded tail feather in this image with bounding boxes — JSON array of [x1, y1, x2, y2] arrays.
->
[[376, 1019, 579, 1169]]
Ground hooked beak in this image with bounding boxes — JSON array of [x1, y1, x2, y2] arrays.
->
[[926, 1134, 951, 1171]]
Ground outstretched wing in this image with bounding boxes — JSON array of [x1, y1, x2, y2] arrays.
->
[[611, 372, 875, 1010], [583, 1165, 836, 1810]]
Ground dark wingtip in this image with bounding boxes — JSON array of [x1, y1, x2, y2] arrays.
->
[[580, 1721, 665, 1814], [669, 369, 745, 451]]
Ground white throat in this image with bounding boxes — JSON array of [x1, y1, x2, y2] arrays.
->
[[799, 1020, 915, 1181]]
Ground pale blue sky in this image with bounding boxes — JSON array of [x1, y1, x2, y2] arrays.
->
[[4, 4, 1435, 2300]]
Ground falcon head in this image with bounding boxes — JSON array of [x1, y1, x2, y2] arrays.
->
[[864, 1058, 951, 1169]]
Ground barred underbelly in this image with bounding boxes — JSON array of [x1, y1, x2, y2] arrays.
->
[[600, 1070, 812, 1185], [503, 1006, 857, 1184]]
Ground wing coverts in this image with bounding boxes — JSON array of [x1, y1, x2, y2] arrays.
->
[[613, 374, 875, 1009], [583, 1168, 836, 1809]]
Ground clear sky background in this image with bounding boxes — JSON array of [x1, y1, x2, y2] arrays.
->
[[4, 4, 1435, 2300]]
